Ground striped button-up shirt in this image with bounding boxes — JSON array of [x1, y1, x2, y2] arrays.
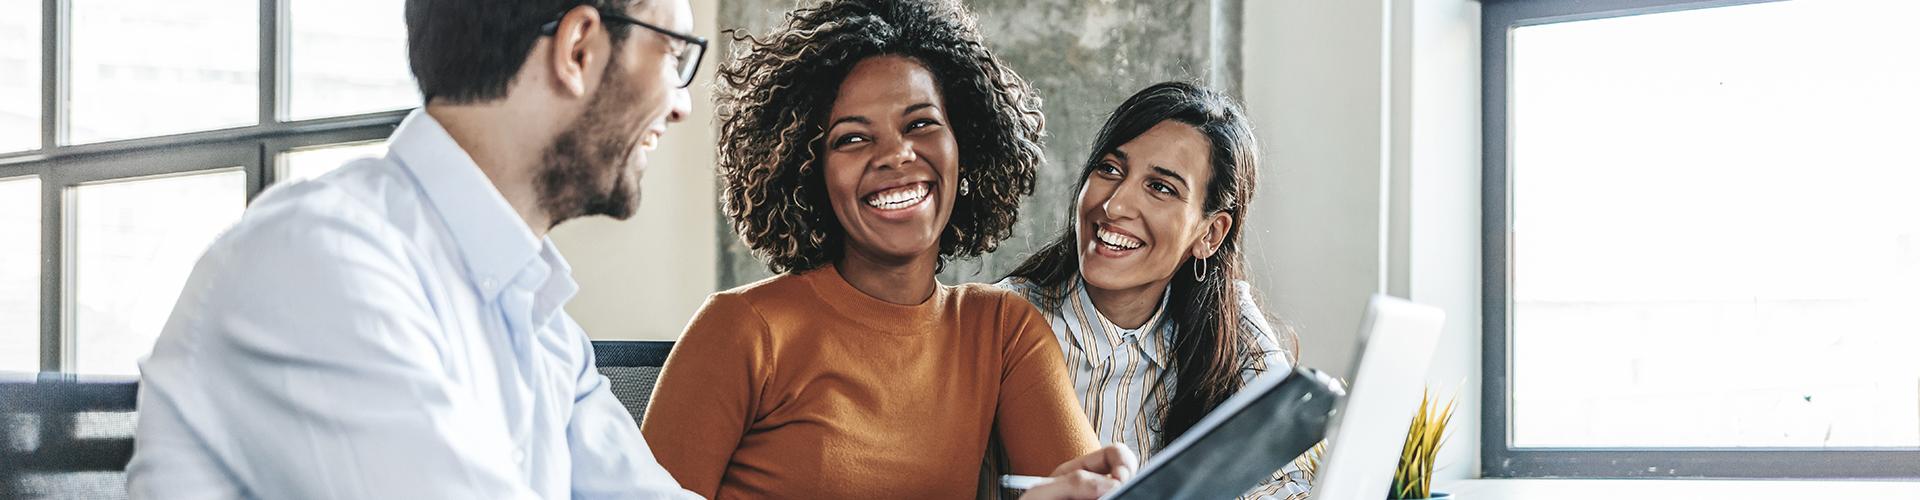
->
[[994, 277, 1311, 500]]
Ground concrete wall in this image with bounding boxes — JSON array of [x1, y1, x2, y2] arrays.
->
[[714, 0, 1245, 288]]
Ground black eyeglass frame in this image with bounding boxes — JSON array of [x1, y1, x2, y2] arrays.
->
[[539, 9, 708, 88]]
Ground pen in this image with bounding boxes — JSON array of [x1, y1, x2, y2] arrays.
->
[[999, 474, 1048, 491]]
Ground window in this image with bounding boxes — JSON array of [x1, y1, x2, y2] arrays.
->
[[1485, 0, 1920, 478], [73, 170, 246, 375], [68, 0, 259, 144], [287, 0, 417, 120], [0, 0, 39, 153], [1, 176, 40, 372], [279, 140, 388, 183], [0, 0, 406, 374]]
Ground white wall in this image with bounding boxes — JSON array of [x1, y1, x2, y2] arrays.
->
[[550, 0, 720, 341], [1241, 0, 1390, 382], [1400, 0, 1483, 481], [1242, 0, 1483, 479]]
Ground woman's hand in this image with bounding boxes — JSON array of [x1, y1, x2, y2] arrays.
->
[[1020, 444, 1140, 500]]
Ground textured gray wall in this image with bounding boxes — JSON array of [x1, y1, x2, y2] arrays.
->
[[715, 0, 1243, 288]]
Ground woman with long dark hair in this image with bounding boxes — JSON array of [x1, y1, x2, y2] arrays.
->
[[999, 81, 1308, 498]]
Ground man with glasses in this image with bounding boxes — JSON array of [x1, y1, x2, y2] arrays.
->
[[128, 0, 703, 498]]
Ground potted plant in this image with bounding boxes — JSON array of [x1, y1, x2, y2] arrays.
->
[[1390, 387, 1457, 499], [1290, 385, 1458, 499]]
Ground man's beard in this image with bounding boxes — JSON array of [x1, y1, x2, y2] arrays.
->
[[536, 63, 647, 227]]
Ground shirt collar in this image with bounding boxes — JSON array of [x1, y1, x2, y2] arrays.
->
[[529, 241, 580, 329], [387, 109, 543, 299], [1139, 310, 1176, 368], [1067, 278, 1176, 368]]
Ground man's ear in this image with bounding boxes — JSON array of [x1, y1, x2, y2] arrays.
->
[[1193, 211, 1232, 259], [545, 5, 607, 98]]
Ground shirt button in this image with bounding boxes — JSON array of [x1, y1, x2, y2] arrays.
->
[[481, 277, 497, 291], [512, 449, 526, 464]]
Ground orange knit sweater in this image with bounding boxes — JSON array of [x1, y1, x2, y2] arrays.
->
[[641, 265, 1099, 499]]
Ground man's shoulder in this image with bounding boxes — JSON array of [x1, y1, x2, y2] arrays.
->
[[188, 158, 444, 292], [252, 157, 419, 223], [232, 159, 426, 249]]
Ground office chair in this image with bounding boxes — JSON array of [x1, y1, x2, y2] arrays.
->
[[590, 341, 675, 429], [0, 373, 139, 500]]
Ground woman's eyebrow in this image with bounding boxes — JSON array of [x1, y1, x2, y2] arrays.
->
[[902, 102, 939, 116], [828, 115, 871, 129], [1151, 166, 1191, 188]]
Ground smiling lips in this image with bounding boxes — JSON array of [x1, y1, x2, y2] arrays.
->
[[638, 128, 663, 151], [864, 182, 931, 210], [1095, 224, 1144, 251]]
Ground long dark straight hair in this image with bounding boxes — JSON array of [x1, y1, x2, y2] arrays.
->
[[1006, 81, 1290, 444]]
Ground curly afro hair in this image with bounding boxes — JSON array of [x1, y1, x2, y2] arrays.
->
[[715, 0, 1045, 275]]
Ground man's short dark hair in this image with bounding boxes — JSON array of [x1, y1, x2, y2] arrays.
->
[[405, 0, 642, 104]]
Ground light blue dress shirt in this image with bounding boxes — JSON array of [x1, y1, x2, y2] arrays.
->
[[127, 110, 698, 500]]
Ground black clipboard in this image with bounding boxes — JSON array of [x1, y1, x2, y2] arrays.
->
[[1102, 366, 1343, 500]]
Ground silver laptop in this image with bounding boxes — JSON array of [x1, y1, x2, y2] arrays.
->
[[1309, 294, 1448, 499]]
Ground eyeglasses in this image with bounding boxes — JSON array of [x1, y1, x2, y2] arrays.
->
[[540, 8, 707, 88]]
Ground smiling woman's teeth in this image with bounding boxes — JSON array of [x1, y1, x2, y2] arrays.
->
[[865, 183, 929, 209], [1096, 227, 1143, 250]]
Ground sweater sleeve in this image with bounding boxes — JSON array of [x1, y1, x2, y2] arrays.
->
[[640, 293, 768, 497], [991, 293, 1101, 475]]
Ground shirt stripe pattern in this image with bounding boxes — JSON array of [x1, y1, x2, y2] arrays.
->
[[994, 277, 1311, 500]]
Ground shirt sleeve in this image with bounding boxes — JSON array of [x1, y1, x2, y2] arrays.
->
[[1240, 468, 1314, 500], [992, 293, 1101, 475], [1230, 280, 1313, 500], [564, 320, 703, 499], [640, 293, 768, 497], [1234, 280, 1293, 377], [129, 204, 539, 500]]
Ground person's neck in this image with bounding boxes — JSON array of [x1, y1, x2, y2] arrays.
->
[[426, 102, 563, 237], [835, 247, 940, 306], [1085, 277, 1171, 330]]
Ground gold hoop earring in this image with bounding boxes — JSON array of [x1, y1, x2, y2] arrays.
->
[[1191, 255, 1209, 281]]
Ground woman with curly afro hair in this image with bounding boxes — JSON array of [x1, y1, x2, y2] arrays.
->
[[641, 0, 1135, 499]]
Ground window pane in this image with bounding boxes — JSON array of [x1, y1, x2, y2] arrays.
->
[[73, 170, 245, 375], [278, 140, 387, 183], [0, 176, 39, 372], [68, 0, 257, 144], [287, 0, 417, 120], [1511, 0, 1920, 448], [0, 0, 39, 153]]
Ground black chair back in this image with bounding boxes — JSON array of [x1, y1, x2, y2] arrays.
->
[[590, 341, 674, 429], [0, 373, 139, 500]]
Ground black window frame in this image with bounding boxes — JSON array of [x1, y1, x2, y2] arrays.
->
[[1480, 0, 1920, 479], [0, 0, 408, 374]]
